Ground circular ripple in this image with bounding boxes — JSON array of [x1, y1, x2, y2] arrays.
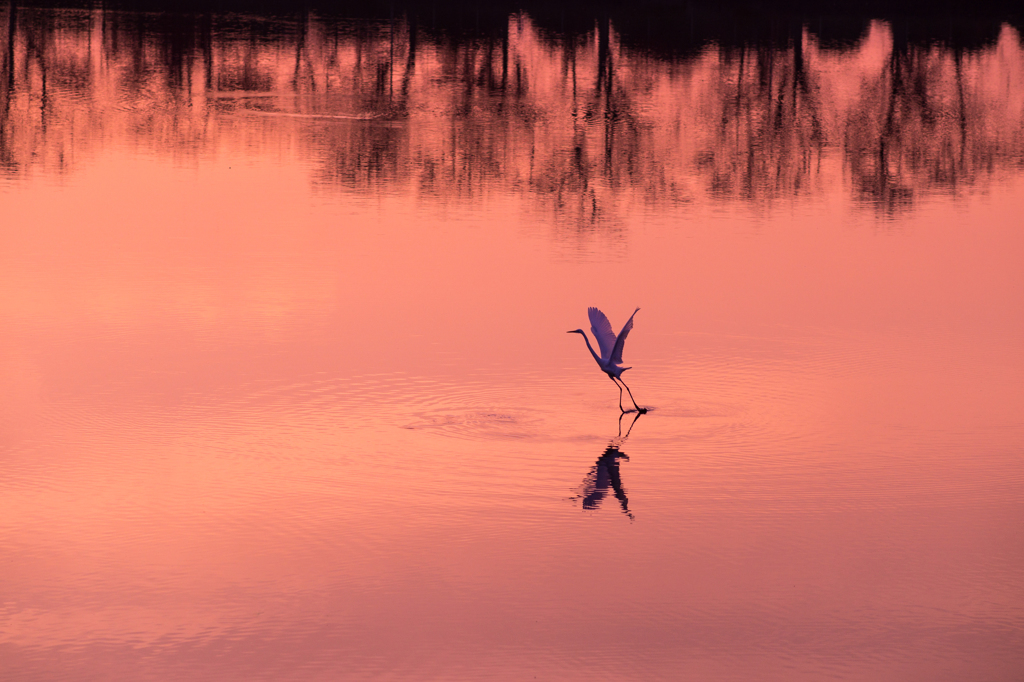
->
[[401, 407, 545, 442]]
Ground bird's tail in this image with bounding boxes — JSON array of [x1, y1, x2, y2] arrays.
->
[[620, 366, 632, 372]]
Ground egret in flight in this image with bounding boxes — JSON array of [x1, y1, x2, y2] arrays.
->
[[568, 307, 647, 413]]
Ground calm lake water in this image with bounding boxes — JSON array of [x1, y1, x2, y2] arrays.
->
[[2, 5, 1023, 680]]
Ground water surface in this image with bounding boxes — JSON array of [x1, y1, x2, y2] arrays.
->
[[1, 6, 1023, 680]]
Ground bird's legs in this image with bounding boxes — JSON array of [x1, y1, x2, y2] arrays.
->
[[610, 376, 626, 412], [617, 377, 646, 414]]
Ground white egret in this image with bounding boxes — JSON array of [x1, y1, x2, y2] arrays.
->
[[568, 307, 647, 413]]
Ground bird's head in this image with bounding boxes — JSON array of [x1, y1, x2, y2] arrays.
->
[[567, 329, 585, 335]]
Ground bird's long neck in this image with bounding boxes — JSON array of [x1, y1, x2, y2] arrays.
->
[[577, 332, 603, 365]]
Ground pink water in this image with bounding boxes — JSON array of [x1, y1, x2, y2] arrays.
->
[[1, 9, 1023, 680]]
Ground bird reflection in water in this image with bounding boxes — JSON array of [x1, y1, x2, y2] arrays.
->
[[574, 411, 643, 520]]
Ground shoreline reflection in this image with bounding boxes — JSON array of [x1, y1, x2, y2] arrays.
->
[[1, 8, 1022, 217]]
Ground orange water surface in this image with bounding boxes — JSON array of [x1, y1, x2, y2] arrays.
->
[[1, 7, 1023, 680]]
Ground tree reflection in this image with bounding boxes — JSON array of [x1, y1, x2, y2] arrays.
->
[[573, 411, 642, 520], [1, 6, 1022, 217]]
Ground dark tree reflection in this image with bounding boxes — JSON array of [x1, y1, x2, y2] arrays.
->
[[1, 7, 1022, 217]]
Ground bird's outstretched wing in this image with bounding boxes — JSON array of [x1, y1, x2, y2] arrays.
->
[[610, 307, 640, 365], [588, 307, 617, 362]]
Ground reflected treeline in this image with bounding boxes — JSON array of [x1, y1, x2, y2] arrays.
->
[[2, 5, 1024, 214]]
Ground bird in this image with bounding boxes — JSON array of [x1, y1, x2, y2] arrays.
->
[[568, 307, 647, 413]]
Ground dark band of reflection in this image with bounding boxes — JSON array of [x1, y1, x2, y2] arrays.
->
[[2, 5, 1023, 216], [573, 411, 642, 521]]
